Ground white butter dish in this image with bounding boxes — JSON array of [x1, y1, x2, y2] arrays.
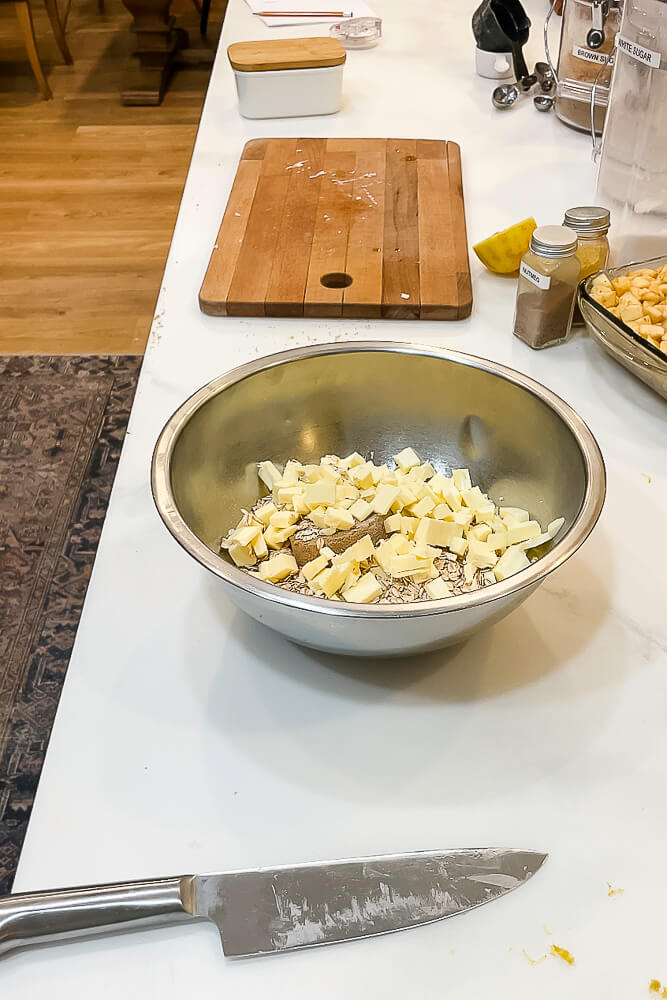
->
[[227, 37, 346, 120]]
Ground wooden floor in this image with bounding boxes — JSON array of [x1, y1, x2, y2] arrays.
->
[[0, 0, 224, 354]]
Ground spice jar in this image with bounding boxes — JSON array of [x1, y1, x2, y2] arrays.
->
[[564, 206, 610, 277], [564, 205, 610, 325], [513, 226, 581, 349]]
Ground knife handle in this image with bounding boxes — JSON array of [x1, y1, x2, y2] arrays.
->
[[0, 876, 197, 957]]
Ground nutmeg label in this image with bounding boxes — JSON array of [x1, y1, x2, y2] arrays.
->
[[520, 260, 551, 290]]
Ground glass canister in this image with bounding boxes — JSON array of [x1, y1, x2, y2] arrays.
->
[[596, 0, 667, 262], [513, 226, 581, 349], [552, 0, 624, 133]]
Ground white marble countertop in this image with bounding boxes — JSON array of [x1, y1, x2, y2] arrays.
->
[[9, 0, 667, 995]]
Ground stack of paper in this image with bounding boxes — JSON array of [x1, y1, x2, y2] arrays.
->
[[245, 0, 377, 29]]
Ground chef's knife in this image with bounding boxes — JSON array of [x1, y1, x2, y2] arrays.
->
[[0, 848, 546, 958]]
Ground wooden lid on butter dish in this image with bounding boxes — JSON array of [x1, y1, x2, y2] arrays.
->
[[227, 37, 346, 72]]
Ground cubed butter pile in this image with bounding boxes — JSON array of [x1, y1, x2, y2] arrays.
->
[[221, 448, 564, 604], [591, 265, 667, 357]]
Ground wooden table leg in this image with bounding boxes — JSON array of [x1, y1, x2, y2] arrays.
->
[[120, 0, 187, 106]]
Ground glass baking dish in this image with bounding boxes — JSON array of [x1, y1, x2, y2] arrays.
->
[[578, 254, 667, 401]]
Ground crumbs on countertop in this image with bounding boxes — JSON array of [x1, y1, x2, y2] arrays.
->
[[522, 949, 547, 966], [550, 944, 575, 966], [649, 980, 667, 997], [607, 882, 625, 897]]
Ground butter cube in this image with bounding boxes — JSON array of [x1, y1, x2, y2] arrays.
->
[[373, 483, 401, 515], [393, 486, 418, 510], [259, 552, 298, 583], [373, 541, 394, 573], [340, 452, 365, 469], [429, 474, 450, 497], [401, 516, 420, 538], [390, 553, 423, 576], [388, 532, 411, 554], [269, 510, 299, 529], [254, 501, 277, 526], [340, 569, 362, 594], [336, 481, 359, 502], [228, 542, 257, 567], [292, 493, 310, 515], [506, 520, 542, 545], [425, 577, 451, 600], [324, 507, 355, 531], [452, 468, 472, 492], [461, 487, 495, 514], [413, 544, 439, 560], [348, 463, 374, 489], [258, 461, 282, 490], [431, 503, 452, 520], [468, 523, 491, 543], [500, 506, 530, 524], [307, 506, 329, 529], [319, 463, 339, 484], [349, 498, 373, 521], [275, 485, 304, 506], [370, 464, 390, 485], [252, 532, 268, 559], [301, 464, 323, 483], [486, 529, 508, 551], [231, 524, 261, 548], [343, 572, 383, 604], [312, 563, 352, 598], [281, 460, 303, 485], [453, 510, 474, 528], [467, 538, 498, 569], [339, 534, 375, 564], [384, 513, 403, 534], [447, 535, 468, 557], [264, 524, 297, 549], [414, 519, 463, 548], [394, 447, 421, 472], [412, 462, 435, 482], [493, 546, 530, 581], [302, 553, 329, 582], [303, 481, 337, 508], [411, 496, 436, 518]]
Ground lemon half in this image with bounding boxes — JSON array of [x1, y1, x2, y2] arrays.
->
[[473, 218, 537, 275]]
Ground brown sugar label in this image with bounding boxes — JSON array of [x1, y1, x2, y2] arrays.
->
[[572, 44, 609, 65], [520, 260, 551, 290], [617, 34, 661, 69]]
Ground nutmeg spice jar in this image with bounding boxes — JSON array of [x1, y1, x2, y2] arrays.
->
[[513, 226, 581, 349]]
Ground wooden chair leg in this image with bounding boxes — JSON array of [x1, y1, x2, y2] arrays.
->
[[14, 0, 53, 99], [43, 0, 73, 64]]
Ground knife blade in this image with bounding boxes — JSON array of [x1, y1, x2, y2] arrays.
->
[[0, 848, 546, 959]]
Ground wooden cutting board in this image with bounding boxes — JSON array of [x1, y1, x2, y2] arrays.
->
[[199, 138, 472, 320]]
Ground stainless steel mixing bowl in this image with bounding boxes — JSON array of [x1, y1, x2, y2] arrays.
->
[[152, 342, 605, 657]]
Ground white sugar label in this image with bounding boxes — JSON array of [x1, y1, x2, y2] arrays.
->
[[520, 260, 551, 290], [573, 44, 609, 65], [617, 34, 661, 69]]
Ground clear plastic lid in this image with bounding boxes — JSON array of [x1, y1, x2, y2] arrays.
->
[[330, 16, 382, 49]]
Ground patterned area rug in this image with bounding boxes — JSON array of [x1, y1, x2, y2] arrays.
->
[[0, 355, 141, 894]]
